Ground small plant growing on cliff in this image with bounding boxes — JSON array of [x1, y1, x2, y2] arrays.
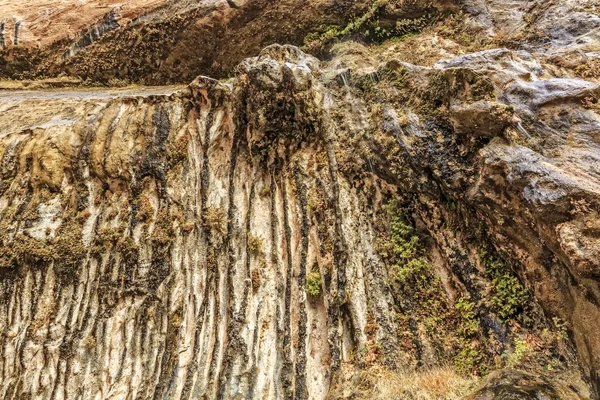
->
[[137, 196, 154, 222], [167, 134, 190, 168], [306, 271, 322, 296], [108, 77, 130, 87], [552, 317, 569, 341], [251, 270, 261, 291], [116, 236, 139, 268], [455, 297, 479, 337], [84, 335, 97, 349], [575, 59, 600, 80], [259, 185, 271, 197], [204, 207, 227, 237], [581, 95, 600, 110], [182, 222, 195, 233], [504, 338, 532, 367], [302, 0, 440, 54], [480, 246, 529, 321], [151, 209, 174, 261], [54, 220, 86, 280], [454, 296, 485, 374], [379, 200, 429, 284], [248, 234, 264, 254], [78, 209, 92, 223], [97, 225, 125, 244], [490, 273, 529, 320], [0, 217, 85, 280]]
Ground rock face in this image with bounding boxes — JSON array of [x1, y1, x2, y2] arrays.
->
[[467, 370, 588, 400], [0, 0, 372, 83], [0, 0, 172, 49], [1, 0, 600, 399]]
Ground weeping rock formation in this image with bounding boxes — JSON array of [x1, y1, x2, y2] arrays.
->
[[1, 0, 600, 399], [0, 42, 598, 399]]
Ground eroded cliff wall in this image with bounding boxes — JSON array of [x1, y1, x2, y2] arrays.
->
[[1, 0, 600, 399], [1, 42, 599, 399]]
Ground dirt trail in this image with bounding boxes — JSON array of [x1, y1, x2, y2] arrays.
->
[[0, 85, 186, 101]]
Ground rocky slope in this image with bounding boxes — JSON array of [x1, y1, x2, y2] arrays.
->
[[0, 0, 373, 84], [1, 0, 600, 399], [0, 0, 167, 49]]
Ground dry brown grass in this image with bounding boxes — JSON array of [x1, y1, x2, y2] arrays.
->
[[329, 364, 478, 400]]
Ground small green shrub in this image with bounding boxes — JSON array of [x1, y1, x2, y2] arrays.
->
[[302, 0, 441, 54], [306, 271, 322, 296], [455, 341, 486, 375], [454, 296, 485, 374], [490, 273, 529, 320], [552, 317, 569, 341], [480, 247, 529, 321], [455, 297, 479, 337], [379, 201, 429, 284], [396, 257, 429, 283], [504, 338, 533, 367]]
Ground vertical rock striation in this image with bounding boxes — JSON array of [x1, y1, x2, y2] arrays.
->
[[0, 48, 403, 399], [0, 39, 599, 399]]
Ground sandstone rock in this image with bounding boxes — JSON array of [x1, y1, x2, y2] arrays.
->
[[1, 1, 600, 399]]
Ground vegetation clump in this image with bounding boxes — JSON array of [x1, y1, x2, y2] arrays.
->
[[303, 0, 443, 55], [248, 234, 264, 254], [479, 246, 529, 322], [378, 200, 429, 285], [306, 271, 322, 296], [54, 220, 86, 280], [329, 365, 476, 400], [0, 233, 53, 268], [151, 208, 174, 261], [116, 236, 140, 267], [203, 207, 227, 237], [251, 270, 261, 291], [0, 218, 85, 280], [505, 338, 532, 368], [137, 196, 154, 222], [454, 296, 485, 375], [259, 185, 271, 198], [167, 134, 190, 168], [575, 58, 600, 80], [97, 225, 125, 244]]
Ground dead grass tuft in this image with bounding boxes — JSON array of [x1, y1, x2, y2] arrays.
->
[[329, 364, 477, 400]]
